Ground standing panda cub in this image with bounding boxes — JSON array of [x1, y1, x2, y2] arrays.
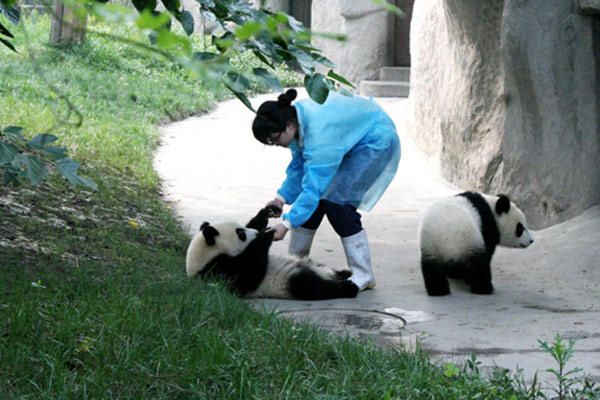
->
[[186, 207, 359, 300], [418, 192, 534, 296]]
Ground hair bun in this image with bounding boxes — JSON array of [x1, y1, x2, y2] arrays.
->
[[277, 89, 297, 106]]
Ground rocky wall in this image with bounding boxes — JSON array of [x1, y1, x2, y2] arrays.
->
[[409, 0, 505, 193], [311, 0, 393, 88], [500, 0, 600, 228], [409, 0, 600, 228]]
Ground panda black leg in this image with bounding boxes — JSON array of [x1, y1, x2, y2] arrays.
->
[[289, 268, 358, 300], [445, 263, 465, 279], [467, 252, 494, 295], [421, 257, 450, 296]]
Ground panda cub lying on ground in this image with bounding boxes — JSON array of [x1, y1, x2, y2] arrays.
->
[[186, 207, 359, 300], [418, 191, 534, 296]]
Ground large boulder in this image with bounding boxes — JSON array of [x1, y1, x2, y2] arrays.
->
[[407, 0, 600, 228], [311, 0, 393, 87], [409, 0, 505, 195], [500, 0, 600, 227]]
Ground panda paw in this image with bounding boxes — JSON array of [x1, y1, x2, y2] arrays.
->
[[470, 284, 494, 295], [339, 280, 359, 298], [246, 208, 271, 230], [334, 269, 352, 280], [256, 228, 275, 242], [265, 204, 282, 216]]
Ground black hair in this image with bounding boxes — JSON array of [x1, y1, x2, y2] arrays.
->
[[252, 89, 298, 144]]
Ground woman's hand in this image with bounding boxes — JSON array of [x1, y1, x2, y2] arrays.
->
[[265, 198, 284, 218], [267, 223, 289, 241]]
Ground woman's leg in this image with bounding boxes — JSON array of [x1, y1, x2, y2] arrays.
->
[[288, 201, 326, 257], [321, 201, 375, 291]]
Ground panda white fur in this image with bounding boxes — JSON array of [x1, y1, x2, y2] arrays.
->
[[186, 207, 359, 300], [418, 191, 534, 296]]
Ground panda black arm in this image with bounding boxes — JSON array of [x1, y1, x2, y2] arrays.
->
[[246, 206, 280, 231], [231, 229, 275, 295], [239, 229, 274, 267]]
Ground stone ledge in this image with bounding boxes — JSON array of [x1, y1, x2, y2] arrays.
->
[[359, 81, 410, 97], [380, 66, 411, 82], [575, 0, 600, 15]]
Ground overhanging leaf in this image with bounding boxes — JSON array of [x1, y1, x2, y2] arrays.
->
[[235, 20, 262, 40], [327, 70, 355, 89], [311, 54, 336, 69], [286, 45, 316, 75], [56, 159, 98, 190], [3, 169, 19, 186], [193, 51, 218, 61], [2, 126, 26, 144], [225, 84, 255, 113], [224, 71, 249, 93], [252, 50, 273, 68], [43, 145, 69, 161], [0, 37, 17, 53], [305, 73, 329, 104], [131, 0, 157, 11], [178, 9, 194, 35], [0, 3, 20, 25], [15, 154, 47, 185], [29, 134, 58, 150], [161, 0, 180, 13], [4, 126, 23, 134], [136, 9, 170, 30], [0, 141, 19, 165], [0, 21, 14, 38], [286, 14, 303, 33], [252, 67, 283, 93]]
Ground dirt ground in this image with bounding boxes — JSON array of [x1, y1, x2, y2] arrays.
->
[[154, 91, 600, 385]]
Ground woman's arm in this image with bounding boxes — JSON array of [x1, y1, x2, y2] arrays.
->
[[277, 150, 304, 205]]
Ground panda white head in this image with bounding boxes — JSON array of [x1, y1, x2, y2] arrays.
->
[[490, 194, 535, 249], [186, 221, 258, 277]]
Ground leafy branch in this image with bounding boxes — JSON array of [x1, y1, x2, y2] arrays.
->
[[0, 126, 97, 190], [0, 0, 19, 52]]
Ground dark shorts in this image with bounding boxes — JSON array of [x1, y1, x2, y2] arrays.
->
[[301, 200, 362, 237]]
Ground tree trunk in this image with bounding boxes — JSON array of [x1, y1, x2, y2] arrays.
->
[[50, 0, 87, 43]]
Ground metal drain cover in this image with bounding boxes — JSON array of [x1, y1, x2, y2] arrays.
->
[[278, 308, 407, 339]]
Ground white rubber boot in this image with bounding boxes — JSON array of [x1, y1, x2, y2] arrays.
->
[[288, 227, 316, 258], [342, 229, 376, 291]]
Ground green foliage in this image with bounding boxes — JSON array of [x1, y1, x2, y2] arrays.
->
[[91, 0, 355, 107], [538, 333, 600, 400], [0, 14, 301, 189], [1, 126, 97, 189], [0, 0, 19, 52]]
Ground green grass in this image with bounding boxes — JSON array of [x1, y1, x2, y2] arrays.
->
[[0, 13, 564, 400]]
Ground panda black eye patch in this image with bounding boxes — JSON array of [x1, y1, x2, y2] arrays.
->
[[516, 222, 524, 237], [236, 228, 247, 241]]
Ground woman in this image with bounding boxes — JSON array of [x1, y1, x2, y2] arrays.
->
[[252, 89, 401, 291]]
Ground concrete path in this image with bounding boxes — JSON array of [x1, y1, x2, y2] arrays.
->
[[154, 91, 600, 385]]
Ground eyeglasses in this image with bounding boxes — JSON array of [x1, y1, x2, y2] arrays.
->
[[266, 131, 282, 146]]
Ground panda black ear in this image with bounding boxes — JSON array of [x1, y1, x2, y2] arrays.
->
[[495, 194, 511, 214], [202, 225, 220, 246], [200, 222, 210, 231]]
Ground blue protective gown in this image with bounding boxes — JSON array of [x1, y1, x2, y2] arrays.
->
[[277, 92, 401, 228]]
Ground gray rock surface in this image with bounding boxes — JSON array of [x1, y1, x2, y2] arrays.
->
[[407, 0, 600, 228], [410, 0, 600, 227], [576, 0, 600, 15], [408, 0, 505, 207], [312, 0, 393, 86], [500, 0, 600, 228]]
